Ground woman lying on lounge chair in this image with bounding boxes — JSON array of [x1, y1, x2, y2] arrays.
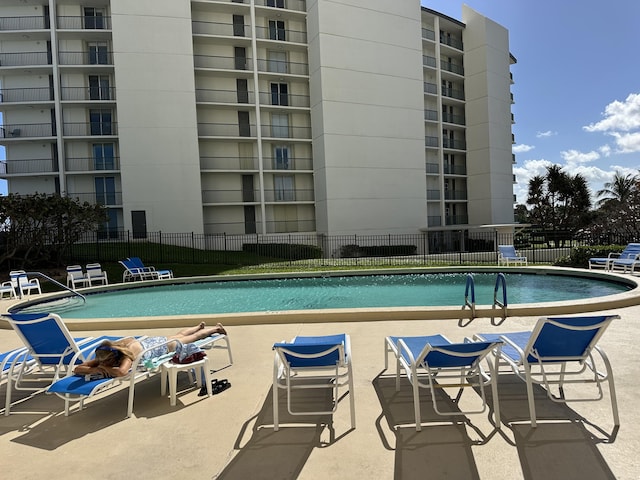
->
[[73, 322, 227, 378]]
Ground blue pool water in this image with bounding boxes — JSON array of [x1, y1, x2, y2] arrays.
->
[[17, 273, 631, 318]]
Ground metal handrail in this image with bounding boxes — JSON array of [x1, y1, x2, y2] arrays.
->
[[463, 273, 476, 319], [25, 271, 86, 303], [492, 273, 507, 325]]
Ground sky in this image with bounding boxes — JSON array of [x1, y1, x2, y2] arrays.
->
[[2, 2, 639, 205], [422, 0, 640, 205]]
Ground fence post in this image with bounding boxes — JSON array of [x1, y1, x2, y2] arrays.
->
[[192, 232, 195, 264]]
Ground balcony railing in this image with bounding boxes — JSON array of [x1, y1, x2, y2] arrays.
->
[[425, 136, 438, 148], [0, 124, 54, 138], [255, 0, 307, 13], [427, 215, 442, 227], [261, 124, 311, 139], [442, 138, 466, 150], [422, 27, 435, 41], [58, 51, 114, 66], [440, 35, 463, 50], [422, 55, 436, 68], [259, 91, 310, 108], [427, 189, 440, 200], [198, 123, 257, 137], [442, 112, 465, 125], [0, 158, 58, 175], [196, 88, 254, 104], [60, 86, 116, 101], [63, 122, 118, 136], [425, 163, 438, 174], [441, 60, 464, 76], [57, 16, 112, 30], [204, 218, 317, 235], [65, 156, 120, 171], [256, 58, 309, 76], [0, 87, 53, 103], [202, 188, 314, 203], [442, 86, 465, 101], [192, 21, 248, 37], [443, 164, 467, 175], [200, 156, 312, 170], [444, 190, 467, 200], [445, 214, 468, 225], [70, 191, 122, 206], [0, 52, 50, 67], [194, 54, 251, 70], [255, 25, 307, 43], [0, 16, 47, 31], [423, 82, 437, 95]]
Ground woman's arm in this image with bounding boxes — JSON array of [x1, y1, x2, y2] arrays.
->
[[96, 357, 134, 378], [73, 359, 100, 375]]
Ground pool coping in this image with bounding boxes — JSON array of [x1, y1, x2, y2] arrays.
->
[[2, 266, 639, 331]]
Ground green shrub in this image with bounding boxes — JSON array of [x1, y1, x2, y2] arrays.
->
[[555, 245, 625, 268], [339, 244, 417, 258]]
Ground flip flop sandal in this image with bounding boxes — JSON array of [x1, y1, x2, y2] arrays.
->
[[212, 379, 231, 395], [198, 378, 218, 396]]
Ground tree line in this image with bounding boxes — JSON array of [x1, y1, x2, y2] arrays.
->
[[514, 165, 640, 246]]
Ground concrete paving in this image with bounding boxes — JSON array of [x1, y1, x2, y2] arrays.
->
[[0, 305, 639, 479]]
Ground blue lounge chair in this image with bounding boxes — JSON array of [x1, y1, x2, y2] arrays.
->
[[475, 315, 619, 427], [497, 245, 528, 266], [120, 257, 173, 282], [272, 333, 355, 431], [3, 312, 116, 415], [48, 331, 232, 417], [384, 334, 502, 431], [588, 243, 640, 271]]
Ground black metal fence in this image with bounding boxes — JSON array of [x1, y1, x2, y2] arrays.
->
[[61, 228, 630, 268]]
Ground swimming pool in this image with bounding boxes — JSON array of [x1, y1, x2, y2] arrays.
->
[[12, 269, 636, 323]]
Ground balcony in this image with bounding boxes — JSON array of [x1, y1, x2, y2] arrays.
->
[[423, 82, 437, 95], [198, 123, 257, 137], [58, 51, 114, 66], [255, 0, 307, 13], [200, 156, 312, 170], [440, 34, 463, 51], [444, 190, 467, 200], [424, 109, 438, 122], [442, 86, 465, 101], [63, 122, 118, 136], [425, 163, 438, 174], [259, 91, 310, 108], [256, 58, 308, 76], [0, 16, 48, 31], [70, 191, 122, 206], [0, 87, 53, 103], [196, 88, 255, 104], [60, 86, 116, 101], [442, 112, 465, 125], [65, 156, 120, 172], [427, 189, 440, 200], [427, 216, 441, 227], [0, 52, 50, 67], [0, 158, 58, 175], [194, 54, 251, 70], [57, 16, 112, 30], [0, 123, 54, 139], [204, 218, 316, 235], [202, 188, 314, 203], [425, 136, 438, 148], [422, 55, 436, 68], [445, 215, 468, 226], [261, 124, 311, 139], [442, 138, 466, 150], [441, 60, 464, 76], [443, 163, 466, 175], [192, 20, 248, 37], [422, 27, 435, 41], [255, 25, 307, 44]]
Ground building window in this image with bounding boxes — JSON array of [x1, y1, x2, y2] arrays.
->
[[271, 113, 289, 138], [270, 83, 288, 106], [88, 42, 109, 64], [84, 7, 106, 29], [89, 75, 110, 100], [93, 143, 114, 170], [267, 50, 287, 73], [95, 176, 116, 205], [274, 175, 294, 201], [267, 0, 285, 8], [274, 145, 290, 169], [90, 109, 112, 135], [269, 20, 286, 41]]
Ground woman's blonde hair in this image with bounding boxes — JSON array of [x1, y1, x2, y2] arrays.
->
[[94, 339, 136, 367]]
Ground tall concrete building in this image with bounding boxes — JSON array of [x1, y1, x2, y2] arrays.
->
[[0, 0, 516, 239]]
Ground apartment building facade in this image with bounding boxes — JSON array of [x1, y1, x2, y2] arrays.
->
[[0, 0, 516, 238]]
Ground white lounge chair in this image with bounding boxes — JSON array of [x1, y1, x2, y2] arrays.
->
[[497, 245, 528, 266], [86, 263, 109, 286], [475, 315, 620, 427], [66, 265, 90, 289], [272, 333, 355, 431], [385, 334, 502, 431], [9, 270, 42, 296]]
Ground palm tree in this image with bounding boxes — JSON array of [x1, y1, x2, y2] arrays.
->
[[596, 171, 639, 208]]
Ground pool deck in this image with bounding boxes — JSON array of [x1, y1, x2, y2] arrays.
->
[[1, 303, 639, 478]]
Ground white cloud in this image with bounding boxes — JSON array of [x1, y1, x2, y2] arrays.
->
[[560, 149, 600, 164], [584, 93, 640, 133], [599, 145, 612, 157], [512, 144, 534, 153], [536, 130, 557, 138], [610, 131, 640, 154]]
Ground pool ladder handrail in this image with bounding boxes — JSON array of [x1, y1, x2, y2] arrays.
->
[[24, 271, 86, 303], [461, 274, 476, 324], [492, 273, 507, 325]]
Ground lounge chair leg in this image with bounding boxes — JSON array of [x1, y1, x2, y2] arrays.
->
[[412, 375, 422, 432], [525, 364, 537, 428], [348, 363, 356, 429], [273, 357, 279, 431]]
